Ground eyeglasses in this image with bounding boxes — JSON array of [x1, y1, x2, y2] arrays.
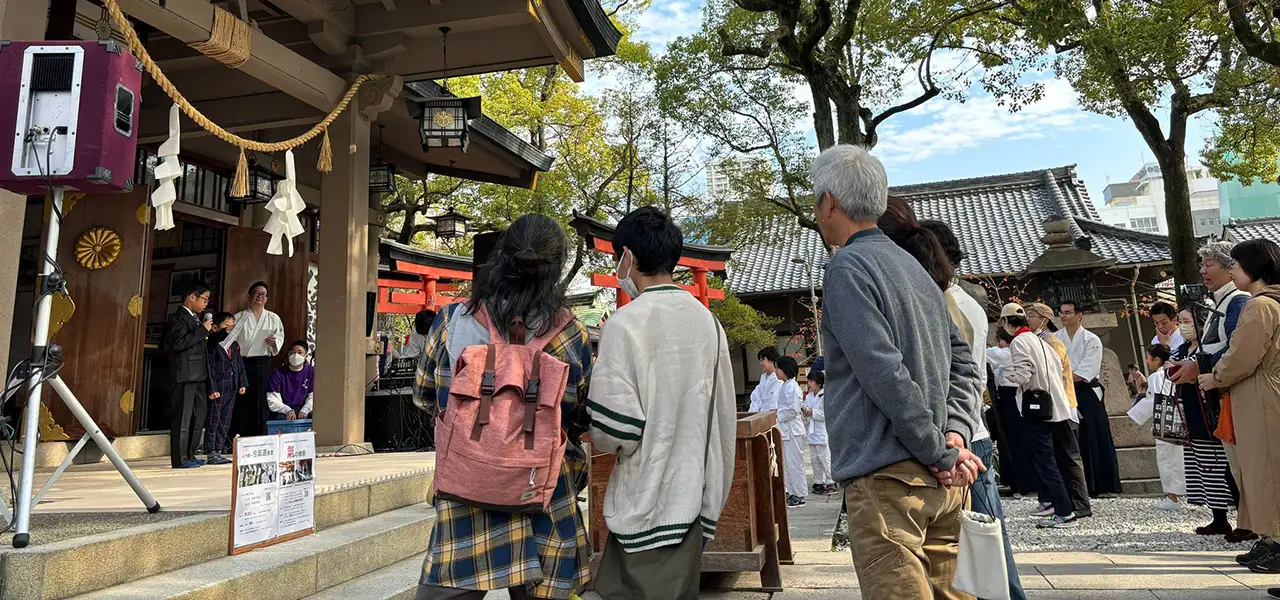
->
[[251, 292, 268, 298], [196, 295, 211, 302]]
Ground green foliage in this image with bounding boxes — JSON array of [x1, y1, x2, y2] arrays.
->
[[994, 0, 1280, 284], [709, 282, 783, 348]]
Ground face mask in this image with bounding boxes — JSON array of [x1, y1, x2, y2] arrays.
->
[[1179, 323, 1197, 341], [615, 248, 640, 299], [210, 330, 229, 344], [288, 353, 306, 367]]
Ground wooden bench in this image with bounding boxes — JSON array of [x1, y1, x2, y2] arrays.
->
[[587, 411, 793, 591]]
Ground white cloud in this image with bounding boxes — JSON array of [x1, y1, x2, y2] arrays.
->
[[633, 1, 702, 48], [873, 78, 1091, 165]]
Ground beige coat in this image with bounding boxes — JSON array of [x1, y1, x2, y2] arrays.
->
[[1213, 286, 1280, 538]]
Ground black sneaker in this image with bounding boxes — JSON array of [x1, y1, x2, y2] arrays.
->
[[1237, 541, 1271, 566], [1268, 587, 1280, 599], [1249, 546, 1280, 574], [786, 494, 807, 509]]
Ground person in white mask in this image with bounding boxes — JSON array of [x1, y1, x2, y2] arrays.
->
[[266, 341, 314, 420]]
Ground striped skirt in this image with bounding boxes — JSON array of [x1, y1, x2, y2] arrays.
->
[[1184, 439, 1236, 511]]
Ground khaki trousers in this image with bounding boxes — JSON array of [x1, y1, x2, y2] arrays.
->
[[844, 459, 973, 600]]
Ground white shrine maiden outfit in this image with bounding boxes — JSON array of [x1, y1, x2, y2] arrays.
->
[[775, 378, 808, 499], [805, 389, 833, 487]]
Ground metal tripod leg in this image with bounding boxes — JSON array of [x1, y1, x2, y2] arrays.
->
[[11, 188, 160, 548], [32, 377, 159, 512]]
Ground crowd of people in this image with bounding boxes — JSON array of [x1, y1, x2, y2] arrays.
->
[[163, 280, 314, 469], [396, 143, 1280, 599]]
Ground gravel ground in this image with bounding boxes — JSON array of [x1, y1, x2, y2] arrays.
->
[[1003, 495, 1252, 553]]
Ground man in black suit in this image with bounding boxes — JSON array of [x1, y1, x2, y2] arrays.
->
[[166, 283, 211, 469]]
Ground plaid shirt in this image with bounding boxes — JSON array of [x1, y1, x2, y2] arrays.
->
[[413, 303, 594, 598], [206, 340, 248, 398]]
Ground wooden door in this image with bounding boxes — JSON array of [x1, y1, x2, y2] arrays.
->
[[223, 227, 310, 369], [47, 189, 151, 437]]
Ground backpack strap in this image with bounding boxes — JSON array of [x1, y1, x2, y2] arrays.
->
[[470, 345, 498, 441], [522, 351, 541, 450]]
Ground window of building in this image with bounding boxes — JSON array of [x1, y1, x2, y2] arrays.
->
[[1130, 217, 1160, 233]]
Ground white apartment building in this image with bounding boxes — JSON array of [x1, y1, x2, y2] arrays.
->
[[706, 156, 767, 201], [1098, 162, 1221, 237]]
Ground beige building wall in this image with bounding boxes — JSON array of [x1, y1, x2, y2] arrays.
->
[[0, 0, 52, 380]]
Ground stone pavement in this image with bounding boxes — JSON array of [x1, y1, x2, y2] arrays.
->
[[682, 489, 1280, 599]]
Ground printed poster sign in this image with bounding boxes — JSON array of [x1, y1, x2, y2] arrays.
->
[[276, 432, 316, 537], [229, 431, 317, 554]]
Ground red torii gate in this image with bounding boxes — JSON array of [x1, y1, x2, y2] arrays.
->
[[376, 240, 472, 314], [570, 211, 733, 307]]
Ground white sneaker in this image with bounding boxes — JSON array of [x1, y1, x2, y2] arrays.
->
[[1156, 498, 1180, 511]]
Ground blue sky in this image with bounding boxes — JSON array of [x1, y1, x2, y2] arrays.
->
[[595, 0, 1218, 207]]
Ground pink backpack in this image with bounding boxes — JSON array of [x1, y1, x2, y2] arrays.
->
[[433, 307, 573, 513]]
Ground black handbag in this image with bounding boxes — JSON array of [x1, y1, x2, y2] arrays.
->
[[1021, 389, 1053, 422], [1019, 332, 1055, 422]]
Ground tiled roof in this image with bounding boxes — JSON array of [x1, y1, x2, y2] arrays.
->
[[1223, 217, 1280, 244], [729, 166, 1173, 296]]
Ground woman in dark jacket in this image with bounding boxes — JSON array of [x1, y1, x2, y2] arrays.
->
[[1174, 308, 1242, 537]]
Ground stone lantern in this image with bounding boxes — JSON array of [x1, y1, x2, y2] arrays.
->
[[1022, 215, 1115, 312]]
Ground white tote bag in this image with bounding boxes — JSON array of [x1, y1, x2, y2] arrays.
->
[[952, 489, 1010, 600]]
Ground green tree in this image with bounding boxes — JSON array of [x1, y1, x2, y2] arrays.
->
[[657, 0, 1036, 240], [709, 282, 783, 347], [1001, 0, 1280, 285]]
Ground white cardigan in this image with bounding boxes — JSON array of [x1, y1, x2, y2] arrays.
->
[[588, 286, 737, 552], [1007, 331, 1072, 423]]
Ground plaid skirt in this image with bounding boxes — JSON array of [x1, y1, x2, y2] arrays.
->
[[420, 456, 590, 599]]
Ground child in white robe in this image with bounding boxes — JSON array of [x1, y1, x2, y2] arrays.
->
[[803, 371, 834, 495]]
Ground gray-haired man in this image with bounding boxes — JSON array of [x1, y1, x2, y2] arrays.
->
[[812, 144, 983, 600]]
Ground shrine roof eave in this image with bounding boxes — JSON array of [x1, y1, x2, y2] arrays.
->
[[379, 239, 474, 277], [565, 0, 624, 56], [569, 210, 735, 265]]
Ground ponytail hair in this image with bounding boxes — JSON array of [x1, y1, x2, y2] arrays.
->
[[878, 195, 954, 291], [467, 213, 569, 337]]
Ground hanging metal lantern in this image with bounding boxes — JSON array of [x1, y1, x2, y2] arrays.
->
[[227, 159, 280, 205], [368, 125, 398, 194], [412, 97, 481, 152], [368, 158, 397, 194], [433, 208, 469, 239]]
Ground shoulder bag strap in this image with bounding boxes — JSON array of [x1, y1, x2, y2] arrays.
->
[[703, 318, 725, 493]]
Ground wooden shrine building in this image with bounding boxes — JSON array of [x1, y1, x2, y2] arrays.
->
[[0, 0, 621, 451]]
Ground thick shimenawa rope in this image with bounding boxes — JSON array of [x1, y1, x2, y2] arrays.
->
[[101, 0, 383, 194], [188, 6, 251, 68]]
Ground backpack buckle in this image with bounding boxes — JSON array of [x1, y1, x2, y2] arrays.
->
[[524, 379, 540, 402], [480, 371, 496, 397]]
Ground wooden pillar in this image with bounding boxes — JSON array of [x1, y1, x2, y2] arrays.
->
[[0, 0, 51, 380], [424, 276, 438, 309], [314, 109, 371, 448], [692, 267, 710, 307]]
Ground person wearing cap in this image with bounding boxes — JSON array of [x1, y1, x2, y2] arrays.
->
[[1056, 301, 1123, 497], [1023, 302, 1093, 519], [1000, 302, 1089, 528]]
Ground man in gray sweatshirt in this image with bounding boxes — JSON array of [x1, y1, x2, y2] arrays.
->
[[812, 144, 983, 600]]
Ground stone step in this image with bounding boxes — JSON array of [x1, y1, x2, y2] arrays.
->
[[0, 470, 432, 600], [77, 502, 436, 600], [1109, 414, 1156, 449], [1121, 477, 1166, 496], [1117, 446, 1159, 481], [306, 553, 422, 600]]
